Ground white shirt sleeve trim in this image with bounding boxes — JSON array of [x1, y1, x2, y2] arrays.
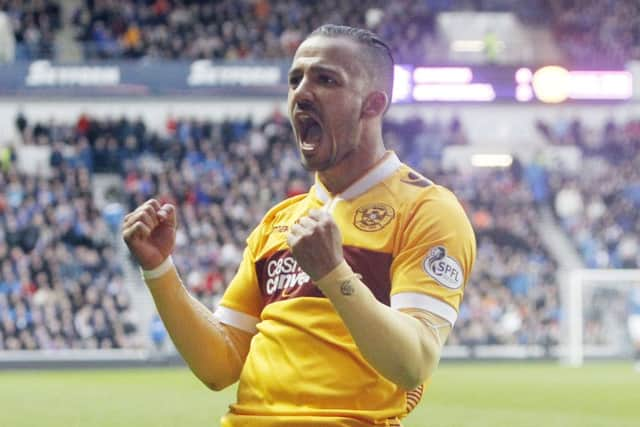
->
[[213, 306, 259, 334], [141, 256, 175, 280], [391, 292, 458, 327]]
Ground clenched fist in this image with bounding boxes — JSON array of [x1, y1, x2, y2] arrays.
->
[[287, 208, 344, 281], [122, 199, 177, 270]]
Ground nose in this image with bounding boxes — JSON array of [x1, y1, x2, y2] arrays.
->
[[290, 76, 314, 110]]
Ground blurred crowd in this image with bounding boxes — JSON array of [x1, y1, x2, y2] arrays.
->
[[4, 0, 638, 67], [440, 168, 559, 347], [0, 154, 138, 351], [69, 0, 439, 63], [0, 0, 60, 60], [123, 112, 307, 309], [385, 116, 559, 347], [14, 110, 312, 312], [66, 0, 550, 64], [540, 114, 640, 347], [551, 0, 640, 67], [537, 116, 640, 269], [8, 111, 564, 349], [8, 109, 639, 351], [1, 1, 638, 357]]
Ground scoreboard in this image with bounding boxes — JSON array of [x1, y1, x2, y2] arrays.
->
[[392, 65, 633, 103]]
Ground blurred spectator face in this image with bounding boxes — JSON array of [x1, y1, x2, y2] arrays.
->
[[287, 35, 373, 172]]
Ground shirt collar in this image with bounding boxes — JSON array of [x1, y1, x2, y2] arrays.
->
[[314, 151, 401, 203]]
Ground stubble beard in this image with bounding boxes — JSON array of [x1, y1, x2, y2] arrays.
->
[[299, 152, 335, 172], [297, 134, 337, 172]]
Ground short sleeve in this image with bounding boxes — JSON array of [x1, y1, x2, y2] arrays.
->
[[390, 190, 476, 326], [215, 230, 264, 334]]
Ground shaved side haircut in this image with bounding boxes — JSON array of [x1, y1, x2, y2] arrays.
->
[[308, 24, 395, 110]]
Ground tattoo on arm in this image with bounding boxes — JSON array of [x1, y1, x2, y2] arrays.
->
[[340, 279, 355, 296]]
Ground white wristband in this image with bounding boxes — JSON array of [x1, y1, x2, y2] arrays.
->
[[141, 256, 175, 280]]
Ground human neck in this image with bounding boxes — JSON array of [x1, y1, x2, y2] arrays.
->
[[317, 133, 386, 195]]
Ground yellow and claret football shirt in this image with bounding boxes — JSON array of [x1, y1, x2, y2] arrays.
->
[[214, 152, 476, 426]]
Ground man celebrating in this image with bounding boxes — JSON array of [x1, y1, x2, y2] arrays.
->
[[123, 25, 476, 426]]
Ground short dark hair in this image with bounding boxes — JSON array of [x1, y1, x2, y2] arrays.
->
[[308, 24, 394, 109]]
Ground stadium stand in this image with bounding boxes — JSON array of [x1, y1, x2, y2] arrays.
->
[[0, 145, 138, 350], [67, 0, 548, 63], [540, 117, 640, 269], [66, 0, 551, 63], [71, 0, 377, 60], [7, 112, 562, 349], [1, 1, 636, 356], [0, 0, 61, 60], [438, 166, 559, 347], [386, 116, 559, 346], [551, 0, 640, 67], [2, 0, 638, 68], [13, 110, 640, 351]]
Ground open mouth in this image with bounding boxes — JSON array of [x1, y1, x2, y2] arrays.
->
[[296, 114, 323, 153]]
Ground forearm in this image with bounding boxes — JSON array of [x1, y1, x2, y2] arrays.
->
[[315, 261, 446, 390], [143, 259, 250, 390]]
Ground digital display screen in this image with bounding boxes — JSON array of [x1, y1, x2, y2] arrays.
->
[[391, 65, 633, 103]]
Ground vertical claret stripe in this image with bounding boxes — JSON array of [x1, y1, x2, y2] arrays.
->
[[342, 246, 392, 305]]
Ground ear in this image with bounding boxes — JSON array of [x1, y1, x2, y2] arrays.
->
[[361, 91, 388, 119]]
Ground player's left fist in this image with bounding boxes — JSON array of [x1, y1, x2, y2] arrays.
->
[[287, 208, 343, 281]]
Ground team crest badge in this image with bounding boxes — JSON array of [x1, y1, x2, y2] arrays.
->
[[353, 203, 395, 232], [423, 246, 464, 289]]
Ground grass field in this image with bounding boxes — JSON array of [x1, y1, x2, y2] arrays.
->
[[0, 362, 637, 426]]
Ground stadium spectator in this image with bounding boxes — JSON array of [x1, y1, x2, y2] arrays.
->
[[150, 313, 168, 352]]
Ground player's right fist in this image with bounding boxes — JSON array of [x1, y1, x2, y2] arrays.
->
[[122, 199, 177, 270]]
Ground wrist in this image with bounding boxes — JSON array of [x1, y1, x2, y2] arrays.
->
[[314, 259, 355, 291], [140, 256, 175, 280]]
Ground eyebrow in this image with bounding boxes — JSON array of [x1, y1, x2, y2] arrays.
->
[[288, 63, 343, 78]]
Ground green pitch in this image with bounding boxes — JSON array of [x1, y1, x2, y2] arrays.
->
[[0, 362, 637, 427]]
